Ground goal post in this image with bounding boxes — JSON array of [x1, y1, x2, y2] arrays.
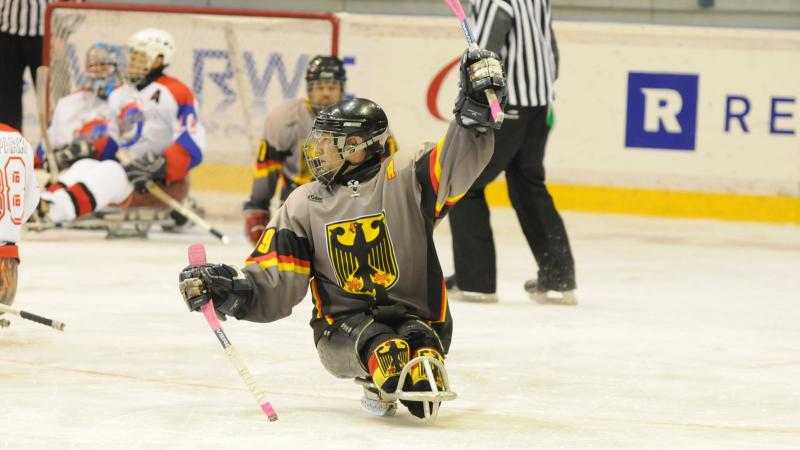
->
[[43, 2, 339, 216]]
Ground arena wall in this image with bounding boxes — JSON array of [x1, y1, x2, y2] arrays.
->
[[23, 12, 800, 223]]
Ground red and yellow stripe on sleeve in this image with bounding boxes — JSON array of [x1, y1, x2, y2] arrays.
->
[[254, 160, 282, 179], [427, 136, 445, 195], [245, 251, 311, 275], [427, 135, 466, 217], [435, 192, 465, 218]]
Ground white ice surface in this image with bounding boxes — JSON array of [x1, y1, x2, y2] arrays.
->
[[2, 210, 799, 449]]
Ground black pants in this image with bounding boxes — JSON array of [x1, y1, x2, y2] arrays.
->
[[0, 32, 42, 130], [449, 105, 576, 293]]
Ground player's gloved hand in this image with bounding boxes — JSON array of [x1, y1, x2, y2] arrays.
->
[[52, 140, 95, 171], [454, 48, 507, 131], [124, 152, 166, 191], [178, 264, 253, 319], [243, 200, 270, 247]]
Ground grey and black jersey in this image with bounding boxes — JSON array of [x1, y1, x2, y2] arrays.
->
[[0, 0, 54, 36], [471, 0, 557, 107], [249, 98, 316, 207], [249, 98, 400, 208], [238, 121, 493, 344]]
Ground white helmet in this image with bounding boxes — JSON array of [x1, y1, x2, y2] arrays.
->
[[128, 28, 176, 67]]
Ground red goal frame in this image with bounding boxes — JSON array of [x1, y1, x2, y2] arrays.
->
[[43, 2, 340, 68]]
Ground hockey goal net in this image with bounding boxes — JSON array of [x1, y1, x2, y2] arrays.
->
[[43, 3, 339, 214]]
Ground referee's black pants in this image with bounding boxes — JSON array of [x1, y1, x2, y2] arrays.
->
[[449, 105, 576, 293], [0, 32, 42, 130]]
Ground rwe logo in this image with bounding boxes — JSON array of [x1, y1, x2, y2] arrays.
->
[[625, 72, 699, 151]]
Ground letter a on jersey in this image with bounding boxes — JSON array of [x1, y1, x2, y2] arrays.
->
[[326, 211, 399, 297]]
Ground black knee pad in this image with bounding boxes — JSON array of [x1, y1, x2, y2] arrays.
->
[[397, 319, 444, 354], [316, 313, 394, 378]]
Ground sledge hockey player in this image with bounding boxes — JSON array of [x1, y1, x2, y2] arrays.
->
[[0, 125, 40, 328], [242, 55, 398, 246], [36, 42, 123, 172], [179, 49, 506, 420], [39, 28, 205, 225]]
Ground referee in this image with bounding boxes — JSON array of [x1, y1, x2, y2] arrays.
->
[[0, 0, 59, 130], [447, 0, 577, 305]]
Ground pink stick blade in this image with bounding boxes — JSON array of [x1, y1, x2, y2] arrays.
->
[[185, 243, 279, 422], [444, 0, 466, 20], [262, 403, 279, 421], [200, 302, 222, 332], [443, 0, 501, 123], [188, 243, 208, 266], [490, 99, 504, 122]]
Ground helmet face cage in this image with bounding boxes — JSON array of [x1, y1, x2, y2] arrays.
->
[[86, 43, 119, 99], [303, 126, 389, 186], [303, 129, 347, 186]]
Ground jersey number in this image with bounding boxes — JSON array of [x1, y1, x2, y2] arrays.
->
[[0, 157, 26, 224]]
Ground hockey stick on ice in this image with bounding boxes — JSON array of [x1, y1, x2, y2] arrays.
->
[[187, 243, 278, 421], [442, 0, 505, 123], [115, 149, 230, 244], [35, 66, 60, 184], [0, 303, 65, 331]]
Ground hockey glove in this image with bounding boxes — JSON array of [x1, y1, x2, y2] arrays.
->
[[52, 141, 95, 171], [243, 200, 270, 247], [178, 264, 253, 319], [124, 152, 166, 192], [454, 49, 507, 131]]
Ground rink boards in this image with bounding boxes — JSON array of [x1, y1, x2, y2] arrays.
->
[[22, 9, 800, 223]]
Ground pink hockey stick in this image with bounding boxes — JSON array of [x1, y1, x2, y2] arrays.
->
[[187, 243, 278, 422], [443, 0, 505, 123]]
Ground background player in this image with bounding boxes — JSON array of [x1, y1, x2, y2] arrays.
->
[[36, 42, 122, 173], [39, 28, 205, 225], [242, 55, 398, 246], [178, 49, 505, 419], [0, 125, 40, 328]]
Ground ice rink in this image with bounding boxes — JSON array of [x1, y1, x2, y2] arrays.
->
[[2, 209, 799, 449]]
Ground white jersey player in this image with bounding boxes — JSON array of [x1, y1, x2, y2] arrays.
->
[[36, 43, 122, 172], [0, 124, 41, 326], [40, 28, 205, 224]]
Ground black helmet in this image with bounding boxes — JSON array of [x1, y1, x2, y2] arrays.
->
[[303, 98, 390, 186], [305, 55, 347, 84]]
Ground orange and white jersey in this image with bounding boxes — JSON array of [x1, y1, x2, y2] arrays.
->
[[43, 88, 119, 161], [107, 75, 205, 183], [0, 124, 40, 257]]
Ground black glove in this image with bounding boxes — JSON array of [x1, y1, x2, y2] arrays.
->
[[454, 49, 507, 131], [124, 152, 166, 191], [52, 140, 95, 171], [178, 264, 253, 319]]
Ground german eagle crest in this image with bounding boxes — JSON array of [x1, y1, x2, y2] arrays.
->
[[325, 211, 399, 297]]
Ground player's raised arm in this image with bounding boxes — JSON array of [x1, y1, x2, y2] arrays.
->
[[414, 49, 506, 221]]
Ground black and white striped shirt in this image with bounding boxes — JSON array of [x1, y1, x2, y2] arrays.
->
[[0, 0, 53, 37], [471, 0, 558, 107]]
